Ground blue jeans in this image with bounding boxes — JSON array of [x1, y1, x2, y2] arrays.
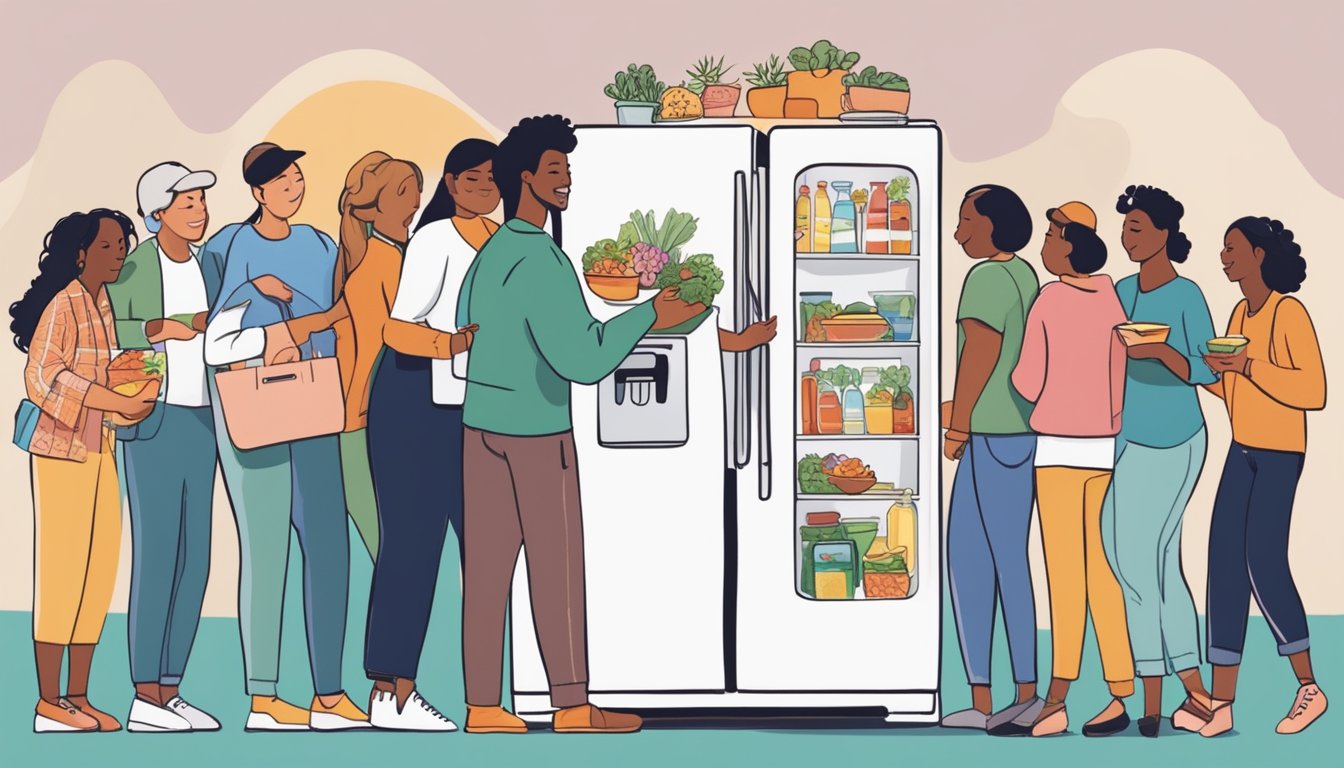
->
[[948, 434, 1038, 686], [1206, 442, 1309, 665], [124, 404, 217, 685]]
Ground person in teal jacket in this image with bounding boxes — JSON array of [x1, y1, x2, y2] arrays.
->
[[453, 115, 701, 735], [106, 162, 222, 732]]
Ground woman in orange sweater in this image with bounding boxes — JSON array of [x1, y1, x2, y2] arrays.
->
[[1200, 216, 1326, 737], [332, 150, 477, 732]]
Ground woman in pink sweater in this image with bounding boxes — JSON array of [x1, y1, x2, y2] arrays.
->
[[1011, 202, 1134, 738]]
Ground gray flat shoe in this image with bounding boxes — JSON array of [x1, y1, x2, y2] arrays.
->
[[988, 696, 1045, 736], [941, 707, 989, 730]]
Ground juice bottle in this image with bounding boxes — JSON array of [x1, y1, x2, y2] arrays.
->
[[817, 382, 842, 434], [841, 381, 865, 434], [885, 488, 917, 575], [866, 181, 888, 254], [795, 184, 812, 253], [813, 181, 832, 253], [829, 181, 857, 253], [801, 373, 819, 435]]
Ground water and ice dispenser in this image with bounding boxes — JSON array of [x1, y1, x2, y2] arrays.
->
[[598, 338, 688, 448]]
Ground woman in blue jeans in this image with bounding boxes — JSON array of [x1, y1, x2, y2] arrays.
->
[[1198, 216, 1326, 736]]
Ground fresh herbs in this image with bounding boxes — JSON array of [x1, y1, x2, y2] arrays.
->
[[674, 254, 725, 305], [886, 176, 912, 202], [863, 364, 914, 407], [686, 56, 735, 95], [582, 239, 629, 273], [745, 55, 788, 88], [788, 40, 860, 73], [604, 64, 666, 104], [842, 66, 910, 92]]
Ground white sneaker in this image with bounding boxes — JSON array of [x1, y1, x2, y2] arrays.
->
[[370, 689, 459, 732], [166, 696, 221, 731], [127, 698, 193, 732]]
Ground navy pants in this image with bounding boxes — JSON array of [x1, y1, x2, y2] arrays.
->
[[364, 351, 466, 681], [1206, 442, 1310, 665]]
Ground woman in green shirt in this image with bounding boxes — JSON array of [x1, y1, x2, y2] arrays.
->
[[1102, 185, 1217, 737]]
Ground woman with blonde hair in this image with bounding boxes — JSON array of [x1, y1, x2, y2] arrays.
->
[[331, 151, 476, 731]]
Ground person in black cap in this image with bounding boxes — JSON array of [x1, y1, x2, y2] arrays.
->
[[198, 142, 368, 731]]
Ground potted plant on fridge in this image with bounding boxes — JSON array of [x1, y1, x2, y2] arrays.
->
[[841, 67, 911, 114], [604, 63, 666, 125], [886, 175, 913, 254], [687, 55, 740, 117], [745, 55, 788, 118], [785, 40, 860, 119]]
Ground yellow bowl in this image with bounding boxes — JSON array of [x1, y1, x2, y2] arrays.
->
[[584, 274, 640, 301], [1116, 322, 1171, 346], [1206, 335, 1250, 355]]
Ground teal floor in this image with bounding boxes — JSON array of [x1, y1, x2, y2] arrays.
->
[[1, 533, 1335, 766]]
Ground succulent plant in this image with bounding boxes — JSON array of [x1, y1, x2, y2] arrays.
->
[[686, 56, 736, 95], [745, 55, 788, 88]]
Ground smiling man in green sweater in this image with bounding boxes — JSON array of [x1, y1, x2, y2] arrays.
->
[[455, 115, 699, 735]]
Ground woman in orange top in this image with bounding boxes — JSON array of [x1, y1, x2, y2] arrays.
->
[[8, 209, 157, 733], [1199, 216, 1327, 737], [332, 149, 479, 731]]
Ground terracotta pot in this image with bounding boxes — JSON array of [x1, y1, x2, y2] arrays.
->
[[701, 83, 742, 117], [844, 86, 911, 114], [746, 86, 786, 118], [785, 69, 849, 118]]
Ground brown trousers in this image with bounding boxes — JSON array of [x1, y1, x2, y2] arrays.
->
[[462, 427, 589, 708]]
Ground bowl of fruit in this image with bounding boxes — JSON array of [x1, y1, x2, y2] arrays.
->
[[822, 453, 877, 495], [107, 349, 165, 426]]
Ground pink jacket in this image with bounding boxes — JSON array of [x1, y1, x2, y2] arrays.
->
[[1012, 275, 1126, 438]]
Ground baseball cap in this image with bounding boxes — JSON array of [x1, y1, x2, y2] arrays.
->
[[137, 162, 216, 220], [1047, 201, 1097, 230]]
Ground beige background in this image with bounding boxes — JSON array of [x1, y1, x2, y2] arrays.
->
[[0, 1, 1339, 622]]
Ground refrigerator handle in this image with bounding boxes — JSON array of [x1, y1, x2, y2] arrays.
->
[[733, 170, 751, 470], [754, 169, 772, 501]]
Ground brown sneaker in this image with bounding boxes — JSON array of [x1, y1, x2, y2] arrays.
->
[[34, 698, 98, 733], [466, 705, 529, 734], [552, 704, 642, 734], [1276, 683, 1327, 734]]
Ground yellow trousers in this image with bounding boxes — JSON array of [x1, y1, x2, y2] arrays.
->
[[32, 430, 121, 645], [1036, 467, 1135, 698]]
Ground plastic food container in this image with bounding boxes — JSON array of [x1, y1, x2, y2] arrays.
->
[[1206, 335, 1250, 355]]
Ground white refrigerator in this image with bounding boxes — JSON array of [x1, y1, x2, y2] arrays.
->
[[509, 121, 943, 725]]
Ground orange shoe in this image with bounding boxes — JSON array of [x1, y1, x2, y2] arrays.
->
[[34, 698, 98, 733], [466, 705, 528, 734], [552, 704, 642, 734], [310, 693, 372, 731], [1276, 684, 1327, 735], [66, 696, 121, 732], [245, 695, 311, 731]]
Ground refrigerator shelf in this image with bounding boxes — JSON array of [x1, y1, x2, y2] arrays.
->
[[797, 342, 919, 350], [797, 434, 919, 441], [794, 254, 919, 263], [797, 493, 920, 501]]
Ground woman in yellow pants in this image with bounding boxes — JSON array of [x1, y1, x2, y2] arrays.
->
[[10, 209, 158, 733], [1011, 202, 1135, 737]]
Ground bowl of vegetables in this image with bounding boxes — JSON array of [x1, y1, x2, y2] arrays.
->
[[824, 453, 877, 495]]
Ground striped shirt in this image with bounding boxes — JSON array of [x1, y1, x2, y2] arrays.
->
[[24, 280, 118, 461]]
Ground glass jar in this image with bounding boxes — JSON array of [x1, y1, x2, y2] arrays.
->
[[829, 180, 857, 253]]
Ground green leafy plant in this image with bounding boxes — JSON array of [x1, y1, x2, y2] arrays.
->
[[676, 254, 725, 305], [603, 64, 666, 104], [625, 209, 699, 256], [886, 175, 912, 202], [745, 55, 788, 88], [581, 239, 630, 272], [816, 364, 860, 391], [842, 66, 910, 92], [788, 40, 860, 73], [686, 56, 736, 95], [798, 454, 834, 494]]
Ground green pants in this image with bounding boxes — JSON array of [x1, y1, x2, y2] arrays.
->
[[209, 374, 350, 697], [339, 429, 379, 560], [1101, 428, 1207, 678]]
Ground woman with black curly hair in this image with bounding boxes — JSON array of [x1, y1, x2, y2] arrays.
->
[[1199, 216, 1326, 736], [1100, 185, 1218, 736], [9, 209, 156, 732]]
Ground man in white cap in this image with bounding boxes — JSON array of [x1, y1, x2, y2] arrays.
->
[[106, 161, 222, 733]]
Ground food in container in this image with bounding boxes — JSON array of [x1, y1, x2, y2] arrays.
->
[[1206, 335, 1250, 355], [819, 314, 890, 342], [107, 350, 165, 426], [862, 547, 911, 599], [1115, 322, 1171, 346], [841, 517, 880, 560], [799, 291, 838, 342], [799, 522, 847, 596], [806, 511, 841, 526], [870, 291, 916, 341], [828, 475, 877, 495], [813, 541, 857, 599], [584, 274, 640, 301], [885, 488, 918, 574]]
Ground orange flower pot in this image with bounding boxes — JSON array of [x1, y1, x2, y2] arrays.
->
[[785, 69, 849, 119], [701, 83, 742, 117], [843, 86, 911, 114], [746, 86, 787, 118]]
